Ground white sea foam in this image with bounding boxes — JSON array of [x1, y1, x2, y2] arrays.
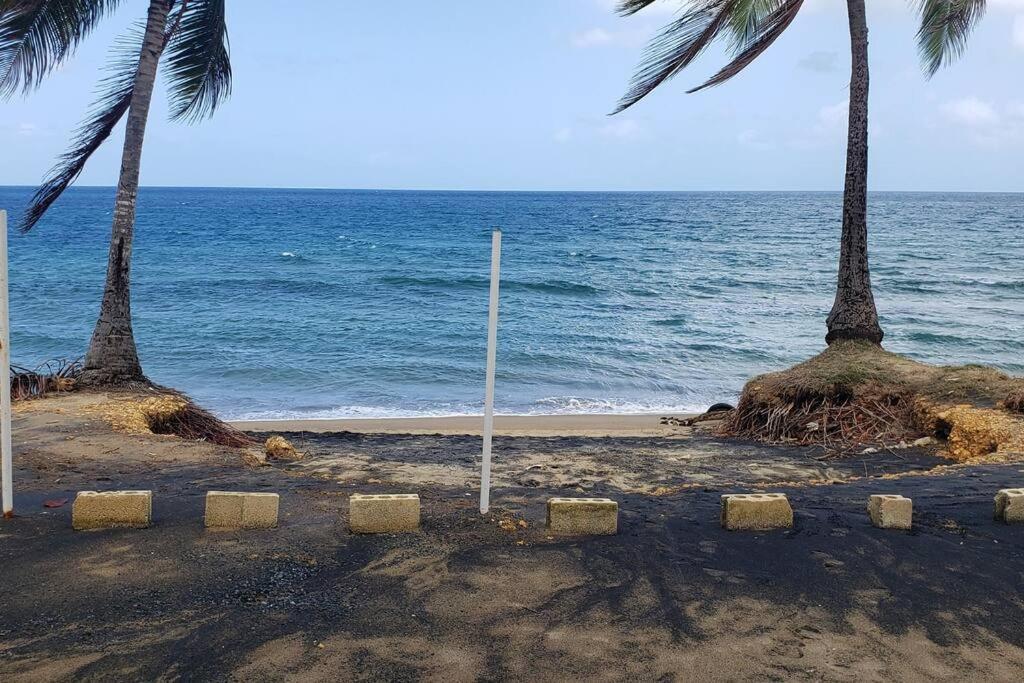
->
[[222, 396, 715, 422]]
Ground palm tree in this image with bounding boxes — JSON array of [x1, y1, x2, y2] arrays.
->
[[614, 0, 987, 345], [0, 0, 231, 384]]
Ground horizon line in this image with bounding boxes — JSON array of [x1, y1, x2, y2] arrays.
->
[[1, 184, 1021, 195]]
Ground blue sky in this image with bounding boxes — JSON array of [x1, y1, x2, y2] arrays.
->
[[1, 0, 1022, 192]]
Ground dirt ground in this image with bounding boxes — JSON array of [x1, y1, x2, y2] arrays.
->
[[2, 393, 1024, 681]]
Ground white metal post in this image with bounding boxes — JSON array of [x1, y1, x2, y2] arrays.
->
[[0, 211, 11, 518], [479, 229, 501, 514]]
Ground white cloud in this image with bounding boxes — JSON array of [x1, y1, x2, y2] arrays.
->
[[571, 27, 613, 48], [939, 98, 1024, 147], [599, 118, 642, 139], [1013, 15, 1024, 49], [570, 25, 649, 48], [941, 97, 999, 127], [817, 99, 848, 131]]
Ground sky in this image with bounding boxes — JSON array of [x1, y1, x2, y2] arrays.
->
[[1, 0, 1022, 192]]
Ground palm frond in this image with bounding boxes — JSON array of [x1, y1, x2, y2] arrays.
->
[[725, 0, 780, 50], [688, 0, 803, 93], [162, 0, 230, 122], [18, 24, 140, 232], [617, 0, 669, 16], [614, 0, 737, 113], [917, 0, 986, 77], [0, 0, 123, 98]]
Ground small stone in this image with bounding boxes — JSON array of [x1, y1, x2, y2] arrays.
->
[[867, 494, 912, 530], [861, 447, 879, 454], [912, 436, 937, 447], [805, 422, 819, 431], [265, 435, 302, 461]]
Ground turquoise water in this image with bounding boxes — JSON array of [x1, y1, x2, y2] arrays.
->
[[3, 187, 1022, 419]]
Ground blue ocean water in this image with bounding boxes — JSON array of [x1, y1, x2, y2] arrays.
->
[[3, 187, 1022, 419]]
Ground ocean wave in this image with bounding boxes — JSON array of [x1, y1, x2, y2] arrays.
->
[[378, 275, 600, 296], [221, 396, 718, 421]]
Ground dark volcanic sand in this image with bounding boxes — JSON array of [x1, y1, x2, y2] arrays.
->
[[2, 412, 1024, 680]]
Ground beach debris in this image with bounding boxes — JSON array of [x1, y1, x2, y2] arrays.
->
[[43, 498, 69, 508], [11, 357, 82, 401], [912, 436, 936, 447], [1003, 390, 1024, 414], [265, 435, 302, 461], [497, 517, 529, 533], [242, 448, 268, 468], [666, 404, 735, 427]]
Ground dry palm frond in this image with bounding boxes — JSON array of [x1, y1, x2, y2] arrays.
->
[[11, 357, 82, 400]]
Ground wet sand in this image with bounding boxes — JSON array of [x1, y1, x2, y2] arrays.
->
[[231, 412, 695, 437], [4, 393, 1024, 680]]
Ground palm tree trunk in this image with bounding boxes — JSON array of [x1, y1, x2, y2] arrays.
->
[[81, 0, 173, 385], [826, 0, 883, 345]]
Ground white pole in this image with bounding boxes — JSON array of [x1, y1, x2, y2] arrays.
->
[[479, 229, 501, 514], [0, 210, 11, 518]]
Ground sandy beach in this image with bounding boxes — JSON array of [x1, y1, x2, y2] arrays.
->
[[230, 412, 697, 437], [4, 391, 1024, 680]]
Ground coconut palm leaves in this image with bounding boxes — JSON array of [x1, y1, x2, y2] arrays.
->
[[917, 0, 987, 76], [0, 0, 124, 97], [1, 0, 232, 232], [163, 0, 230, 121], [19, 25, 138, 232], [616, 0, 987, 113], [614, 0, 804, 113]]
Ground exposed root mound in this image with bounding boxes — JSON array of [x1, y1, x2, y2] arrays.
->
[[93, 393, 255, 448], [1004, 390, 1024, 414], [916, 402, 1024, 462], [726, 340, 1024, 458]]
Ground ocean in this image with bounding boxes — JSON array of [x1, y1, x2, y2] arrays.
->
[[4, 187, 1022, 420]]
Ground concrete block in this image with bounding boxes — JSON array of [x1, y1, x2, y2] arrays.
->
[[350, 493, 420, 533], [995, 489, 1024, 523], [205, 491, 279, 529], [72, 490, 152, 530], [546, 498, 618, 535], [867, 494, 912, 530], [721, 493, 793, 531]]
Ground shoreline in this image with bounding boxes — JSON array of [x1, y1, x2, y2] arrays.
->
[[230, 412, 699, 437]]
